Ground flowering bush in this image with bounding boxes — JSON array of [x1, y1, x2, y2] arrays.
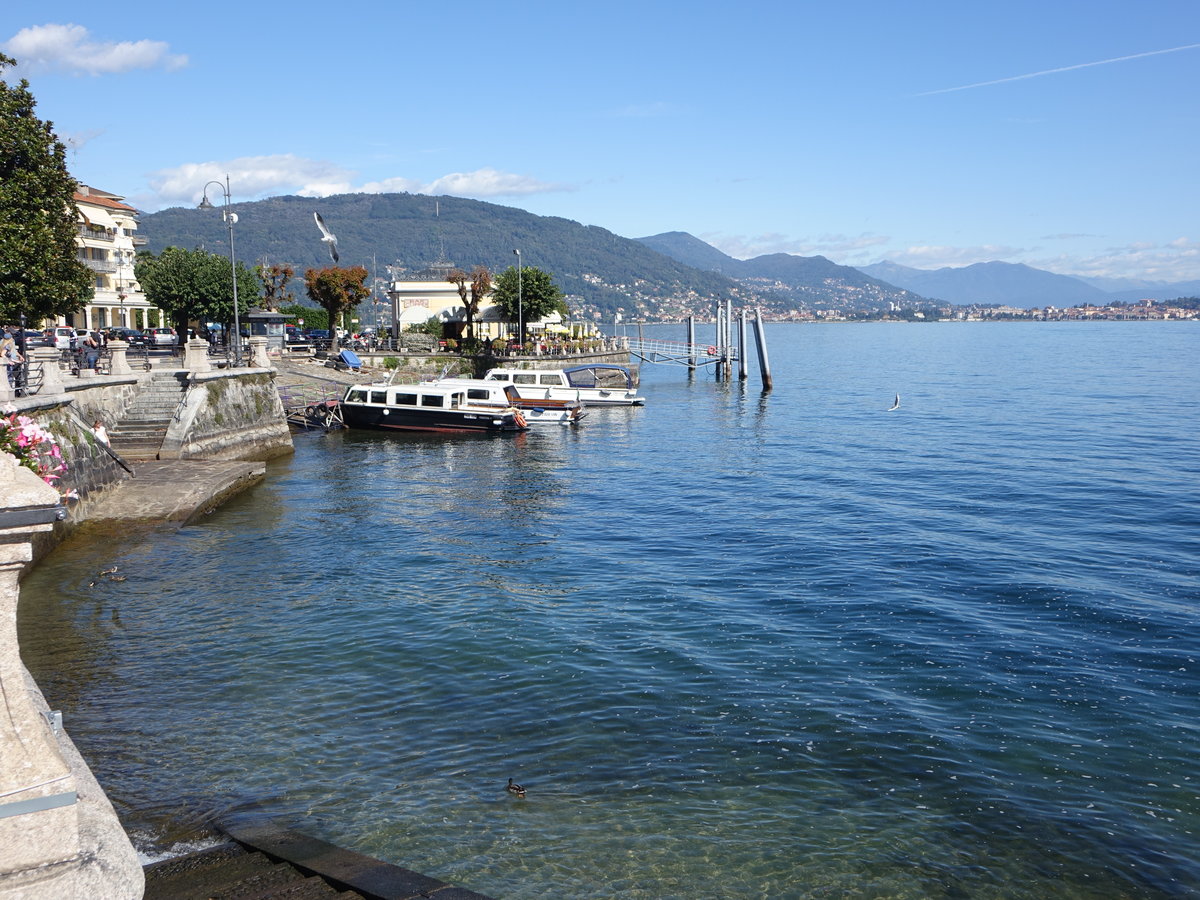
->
[[0, 407, 66, 487]]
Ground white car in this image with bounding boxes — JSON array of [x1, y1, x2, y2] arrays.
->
[[49, 327, 76, 349], [145, 327, 177, 346]]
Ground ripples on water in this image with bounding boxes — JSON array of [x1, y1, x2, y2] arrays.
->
[[19, 323, 1200, 898]]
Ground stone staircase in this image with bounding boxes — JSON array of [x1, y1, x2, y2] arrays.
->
[[107, 371, 189, 461]]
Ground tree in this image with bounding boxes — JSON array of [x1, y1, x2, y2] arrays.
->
[[490, 265, 566, 344], [0, 53, 93, 323], [257, 263, 295, 311], [446, 264, 492, 341], [278, 302, 326, 331], [304, 265, 368, 352], [135, 246, 257, 344]]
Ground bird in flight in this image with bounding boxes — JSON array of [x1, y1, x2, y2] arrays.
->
[[314, 212, 339, 263]]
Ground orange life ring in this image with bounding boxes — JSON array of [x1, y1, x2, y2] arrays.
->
[[706, 345, 717, 356], [513, 411, 527, 428]]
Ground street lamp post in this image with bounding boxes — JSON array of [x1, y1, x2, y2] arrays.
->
[[514, 248, 523, 349], [198, 175, 241, 365]]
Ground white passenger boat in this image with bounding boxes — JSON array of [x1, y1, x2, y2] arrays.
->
[[339, 381, 527, 434], [420, 376, 585, 426], [483, 364, 645, 406]]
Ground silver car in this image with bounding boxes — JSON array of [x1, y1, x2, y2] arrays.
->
[[145, 327, 177, 346]]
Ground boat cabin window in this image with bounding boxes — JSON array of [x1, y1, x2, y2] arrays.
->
[[420, 394, 444, 408], [466, 388, 491, 400], [486, 372, 506, 381], [513, 373, 537, 384], [538, 374, 564, 385], [346, 388, 368, 402], [391, 392, 418, 406], [369, 391, 388, 404]]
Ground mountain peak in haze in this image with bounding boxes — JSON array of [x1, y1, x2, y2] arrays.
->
[[857, 260, 1109, 306]]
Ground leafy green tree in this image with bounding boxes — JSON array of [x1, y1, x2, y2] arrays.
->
[[278, 302, 326, 331], [490, 265, 566, 344], [0, 53, 93, 323], [258, 262, 295, 310], [304, 265, 368, 352], [135, 246, 257, 344]]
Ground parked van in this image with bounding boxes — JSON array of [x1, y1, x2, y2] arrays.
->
[[50, 327, 76, 350]]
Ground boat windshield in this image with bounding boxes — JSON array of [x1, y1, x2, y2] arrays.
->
[[564, 366, 633, 390]]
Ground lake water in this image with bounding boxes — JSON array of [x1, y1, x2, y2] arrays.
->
[[18, 322, 1200, 898]]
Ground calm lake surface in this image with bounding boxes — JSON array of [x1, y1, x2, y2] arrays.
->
[[18, 322, 1200, 898]]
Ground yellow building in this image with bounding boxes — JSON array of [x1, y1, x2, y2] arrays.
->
[[65, 186, 163, 332], [385, 259, 504, 339]]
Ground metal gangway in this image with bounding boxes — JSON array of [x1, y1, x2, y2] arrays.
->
[[623, 304, 773, 389], [625, 337, 738, 368]]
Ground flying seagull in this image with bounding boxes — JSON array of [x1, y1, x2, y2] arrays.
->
[[313, 212, 339, 263], [887, 393, 900, 411]]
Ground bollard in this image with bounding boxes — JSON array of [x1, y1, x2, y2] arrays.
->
[[247, 336, 271, 369], [107, 339, 133, 376], [30, 346, 67, 395], [184, 337, 212, 374]]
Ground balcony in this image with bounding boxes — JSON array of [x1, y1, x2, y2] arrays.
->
[[77, 225, 115, 242], [81, 257, 117, 274], [131, 235, 149, 246]]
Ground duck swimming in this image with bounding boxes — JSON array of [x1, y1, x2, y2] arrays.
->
[[507, 778, 526, 798]]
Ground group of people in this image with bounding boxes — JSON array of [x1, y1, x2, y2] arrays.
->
[[0, 325, 106, 392]]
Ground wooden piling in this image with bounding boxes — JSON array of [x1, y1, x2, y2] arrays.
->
[[753, 307, 773, 391]]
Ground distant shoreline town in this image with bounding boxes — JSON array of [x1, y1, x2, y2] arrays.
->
[[761, 297, 1200, 323]]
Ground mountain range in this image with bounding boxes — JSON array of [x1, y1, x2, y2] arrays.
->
[[139, 192, 1199, 320], [855, 261, 1200, 307]]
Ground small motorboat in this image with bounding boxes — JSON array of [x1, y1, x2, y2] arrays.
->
[[483, 364, 645, 406], [421, 376, 585, 426]]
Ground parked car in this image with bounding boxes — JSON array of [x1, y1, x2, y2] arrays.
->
[[144, 327, 177, 346], [305, 329, 330, 340], [48, 326, 76, 350], [105, 327, 149, 347]]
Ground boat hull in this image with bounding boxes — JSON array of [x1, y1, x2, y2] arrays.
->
[[340, 403, 522, 434]]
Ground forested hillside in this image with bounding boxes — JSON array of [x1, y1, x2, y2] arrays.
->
[[141, 193, 751, 320]]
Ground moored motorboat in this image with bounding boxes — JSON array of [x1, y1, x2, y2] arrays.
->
[[483, 364, 645, 406], [339, 381, 527, 433], [420, 376, 586, 426]]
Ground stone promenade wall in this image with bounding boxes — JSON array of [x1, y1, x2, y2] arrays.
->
[[159, 369, 293, 462]]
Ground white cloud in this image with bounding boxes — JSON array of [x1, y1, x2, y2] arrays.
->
[[887, 244, 1027, 268], [416, 167, 569, 198], [706, 232, 891, 261], [1033, 239, 1200, 282], [147, 155, 355, 206], [3, 23, 187, 75], [143, 157, 568, 209]]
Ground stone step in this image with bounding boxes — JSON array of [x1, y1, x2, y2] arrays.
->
[[143, 843, 355, 900]]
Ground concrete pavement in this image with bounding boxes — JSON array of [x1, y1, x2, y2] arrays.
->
[[82, 459, 266, 525]]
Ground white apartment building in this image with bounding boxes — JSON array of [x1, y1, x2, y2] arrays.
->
[[66, 185, 163, 332]]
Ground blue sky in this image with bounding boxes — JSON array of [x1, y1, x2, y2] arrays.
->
[[4, 1, 1198, 283]]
